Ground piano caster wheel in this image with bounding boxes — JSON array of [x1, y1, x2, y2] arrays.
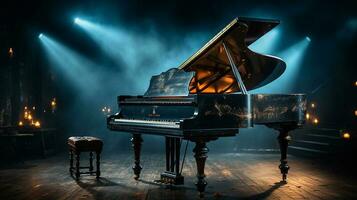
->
[[133, 165, 142, 181], [279, 162, 289, 183]]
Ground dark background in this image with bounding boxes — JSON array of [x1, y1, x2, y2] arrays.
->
[[0, 0, 356, 155]]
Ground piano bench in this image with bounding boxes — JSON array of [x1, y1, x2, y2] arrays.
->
[[67, 136, 103, 179]]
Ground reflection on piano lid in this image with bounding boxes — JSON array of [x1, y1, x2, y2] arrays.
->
[[178, 17, 286, 94]]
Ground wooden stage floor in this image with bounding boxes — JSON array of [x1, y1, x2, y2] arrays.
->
[[0, 153, 356, 200]]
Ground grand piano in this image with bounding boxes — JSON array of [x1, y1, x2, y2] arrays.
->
[[107, 17, 307, 196]]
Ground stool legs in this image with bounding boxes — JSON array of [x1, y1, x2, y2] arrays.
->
[[75, 152, 80, 179], [69, 150, 74, 175], [69, 150, 101, 179], [89, 152, 94, 175], [96, 152, 101, 178]]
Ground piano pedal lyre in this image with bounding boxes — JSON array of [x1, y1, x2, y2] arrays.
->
[[159, 137, 185, 185]]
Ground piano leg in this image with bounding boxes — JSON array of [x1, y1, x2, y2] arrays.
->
[[89, 152, 93, 175], [193, 141, 209, 197], [96, 151, 101, 178], [75, 152, 80, 180], [277, 128, 291, 182], [69, 150, 73, 175], [131, 134, 143, 180]]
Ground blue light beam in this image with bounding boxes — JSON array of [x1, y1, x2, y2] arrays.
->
[[251, 37, 311, 93], [248, 28, 281, 55], [74, 17, 208, 92], [39, 34, 100, 93], [74, 18, 159, 70]]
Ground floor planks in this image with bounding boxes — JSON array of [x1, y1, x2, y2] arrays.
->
[[0, 152, 356, 200]]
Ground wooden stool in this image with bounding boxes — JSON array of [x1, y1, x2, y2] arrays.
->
[[67, 136, 103, 179]]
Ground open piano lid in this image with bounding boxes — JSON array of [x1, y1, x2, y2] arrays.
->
[[178, 17, 286, 94]]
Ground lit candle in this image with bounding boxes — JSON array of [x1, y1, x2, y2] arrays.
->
[[8, 48, 14, 57], [342, 132, 351, 140], [306, 113, 310, 120], [313, 118, 319, 124], [34, 121, 41, 128]]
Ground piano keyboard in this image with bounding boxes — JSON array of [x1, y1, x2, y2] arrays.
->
[[114, 118, 180, 129]]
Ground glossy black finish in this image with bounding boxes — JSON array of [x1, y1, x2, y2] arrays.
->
[[106, 17, 307, 195], [193, 141, 209, 197], [118, 96, 196, 121], [107, 93, 252, 137], [253, 94, 307, 126], [278, 129, 290, 181]]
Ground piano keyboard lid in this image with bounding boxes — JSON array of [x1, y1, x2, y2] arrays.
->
[[178, 17, 286, 94]]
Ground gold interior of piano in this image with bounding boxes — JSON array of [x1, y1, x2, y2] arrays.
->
[[188, 42, 246, 94], [179, 18, 285, 94], [185, 29, 248, 94]]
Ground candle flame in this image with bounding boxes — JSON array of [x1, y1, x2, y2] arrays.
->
[[313, 118, 319, 124], [343, 132, 351, 140], [34, 121, 41, 128]]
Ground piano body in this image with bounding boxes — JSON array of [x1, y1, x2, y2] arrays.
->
[[107, 17, 307, 195]]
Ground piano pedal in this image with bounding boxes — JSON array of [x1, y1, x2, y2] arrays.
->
[[160, 172, 184, 185]]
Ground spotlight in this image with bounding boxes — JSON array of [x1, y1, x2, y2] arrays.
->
[[305, 36, 311, 42], [74, 17, 80, 24], [39, 34, 99, 92], [74, 18, 145, 71], [39, 33, 43, 38]]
